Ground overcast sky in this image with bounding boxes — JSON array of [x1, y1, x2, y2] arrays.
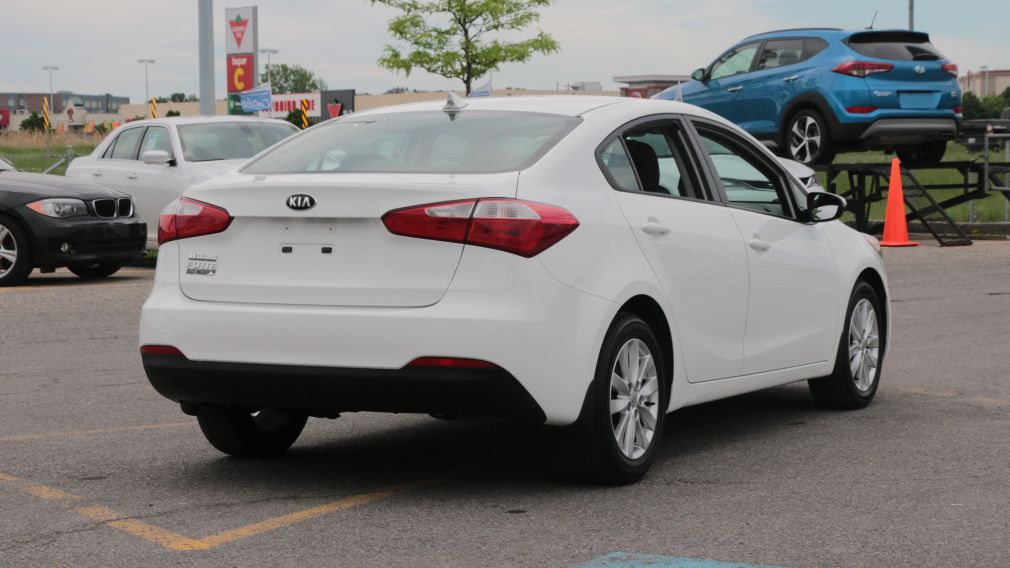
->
[[4, 0, 1008, 102]]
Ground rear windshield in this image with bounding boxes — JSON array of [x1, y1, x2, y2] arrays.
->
[[241, 111, 581, 175], [178, 122, 298, 162], [846, 32, 945, 61]]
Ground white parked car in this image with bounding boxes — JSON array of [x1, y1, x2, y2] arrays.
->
[[67, 116, 298, 248], [140, 96, 888, 484]]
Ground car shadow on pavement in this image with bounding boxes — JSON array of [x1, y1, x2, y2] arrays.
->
[[172, 383, 827, 492], [18, 271, 151, 287]]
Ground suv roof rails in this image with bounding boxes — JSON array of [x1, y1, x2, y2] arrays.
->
[[741, 28, 842, 41]]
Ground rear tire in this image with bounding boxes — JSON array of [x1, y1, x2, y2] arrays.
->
[[0, 215, 32, 287], [197, 407, 307, 457], [568, 313, 669, 485], [895, 141, 947, 165], [809, 281, 885, 410], [784, 109, 837, 165], [68, 263, 122, 279]]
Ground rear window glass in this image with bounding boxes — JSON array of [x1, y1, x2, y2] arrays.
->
[[847, 32, 945, 61], [178, 122, 297, 162], [242, 111, 581, 175]]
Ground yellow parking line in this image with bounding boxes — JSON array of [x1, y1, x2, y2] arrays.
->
[[4, 471, 432, 551], [21, 484, 82, 502], [198, 488, 403, 548], [0, 421, 193, 443], [76, 505, 211, 551]]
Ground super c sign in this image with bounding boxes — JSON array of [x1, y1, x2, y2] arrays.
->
[[227, 55, 254, 93]]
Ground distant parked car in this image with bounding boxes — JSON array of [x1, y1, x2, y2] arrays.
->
[[67, 116, 298, 248], [958, 107, 1010, 152], [657, 28, 961, 165], [0, 170, 146, 286]]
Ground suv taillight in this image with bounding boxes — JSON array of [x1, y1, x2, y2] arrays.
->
[[942, 63, 958, 77], [158, 197, 233, 245], [382, 198, 579, 258], [832, 61, 894, 77]]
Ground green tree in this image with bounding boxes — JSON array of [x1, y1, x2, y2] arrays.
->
[[371, 0, 560, 95], [169, 93, 187, 103], [962, 91, 984, 121], [166, 110, 181, 117], [265, 63, 327, 94], [20, 112, 46, 132]]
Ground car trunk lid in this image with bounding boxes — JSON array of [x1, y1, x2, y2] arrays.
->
[[177, 172, 519, 307]]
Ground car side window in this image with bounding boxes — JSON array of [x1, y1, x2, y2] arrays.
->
[[804, 38, 828, 59], [693, 124, 796, 219], [598, 139, 639, 192], [139, 126, 174, 158], [710, 43, 759, 80], [109, 127, 144, 160], [101, 136, 119, 159], [599, 121, 705, 200], [757, 39, 805, 70]]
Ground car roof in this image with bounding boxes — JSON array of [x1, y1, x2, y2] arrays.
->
[[116, 116, 293, 128], [346, 95, 714, 120], [740, 28, 843, 42]]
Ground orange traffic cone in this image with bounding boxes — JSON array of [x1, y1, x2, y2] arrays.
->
[[880, 158, 918, 247]]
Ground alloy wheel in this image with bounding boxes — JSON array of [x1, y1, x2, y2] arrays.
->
[[0, 223, 17, 278], [610, 338, 660, 460], [848, 298, 880, 392], [789, 115, 822, 163]]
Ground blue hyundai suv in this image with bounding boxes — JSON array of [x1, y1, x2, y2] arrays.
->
[[656, 28, 961, 164]]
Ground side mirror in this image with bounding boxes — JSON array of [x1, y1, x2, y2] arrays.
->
[[806, 191, 847, 223], [142, 150, 173, 165], [691, 68, 707, 82]]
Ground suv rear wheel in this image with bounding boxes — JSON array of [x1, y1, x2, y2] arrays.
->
[[895, 141, 947, 165], [785, 109, 837, 165]]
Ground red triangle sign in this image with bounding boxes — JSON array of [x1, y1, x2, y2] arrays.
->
[[229, 15, 248, 49]]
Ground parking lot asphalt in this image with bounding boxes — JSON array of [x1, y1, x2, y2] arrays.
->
[[1, 242, 1009, 568]]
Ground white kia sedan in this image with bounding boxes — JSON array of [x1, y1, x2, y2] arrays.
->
[[67, 116, 298, 248], [140, 96, 888, 484]]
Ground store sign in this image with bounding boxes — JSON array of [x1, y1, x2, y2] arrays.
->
[[268, 93, 321, 118], [225, 6, 258, 55], [227, 54, 255, 93]]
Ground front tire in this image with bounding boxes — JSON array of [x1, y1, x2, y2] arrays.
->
[[0, 215, 32, 287], [784, 109, 837, 165], [197, 407, 308, 457], [69, 263, 123, 279], [569, 313, 669, 485], [895, 141, 947, 165], [809, 281, 885, 409]]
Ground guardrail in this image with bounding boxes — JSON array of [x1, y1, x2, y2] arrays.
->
[[42, 144, 77, 174]]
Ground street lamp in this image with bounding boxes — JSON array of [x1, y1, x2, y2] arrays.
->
[[138, 59, 155, 117], [42, 66, 59, 115], [259, 49, 279, 85]]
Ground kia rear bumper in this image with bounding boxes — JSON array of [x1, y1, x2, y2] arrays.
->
[[142, 354, 546, 422]]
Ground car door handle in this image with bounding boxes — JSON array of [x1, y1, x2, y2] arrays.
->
[[748, 237, 771, 252], [727, 86, 743, 93], [91, 171, 103, 177], [641, 221, 671, 236], [127, 174, 139, 180], [783, 75, 799, 83]]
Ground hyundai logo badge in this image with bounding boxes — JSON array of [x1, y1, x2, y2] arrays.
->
[[286, 194, 316, 211], [914, 65, 926, 74]]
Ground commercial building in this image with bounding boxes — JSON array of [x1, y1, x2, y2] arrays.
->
[[613, 75, 691, 99], [1, 91, 130, 115], [959, 69, 1010, 98]]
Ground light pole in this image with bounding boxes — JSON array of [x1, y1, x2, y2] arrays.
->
[[908, 0, 914, 30], [42, 66, 58, 115], [259, 48, 278, 85], [138, 59, 155, 116]]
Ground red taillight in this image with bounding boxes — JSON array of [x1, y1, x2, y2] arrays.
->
[[954, 105, 963, 115], [382, 198, 579, 258], [158, 197, 233, 245], [832, 61, 894, 77], [845, 106, 878, 114], [942, 63, 958, 77], [407, 357, 498, 369], [140, 345, 185, 357]]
